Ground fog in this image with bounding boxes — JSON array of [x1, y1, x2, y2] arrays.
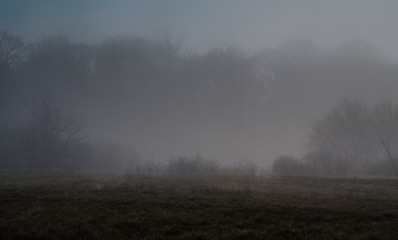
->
[[1, 1, 398, 175], [3, 0, 398, 59]]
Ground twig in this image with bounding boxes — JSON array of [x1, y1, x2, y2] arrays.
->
[[379, 137, 398, 178]]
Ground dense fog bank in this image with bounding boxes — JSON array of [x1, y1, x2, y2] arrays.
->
[[1, 31, 398, 175]]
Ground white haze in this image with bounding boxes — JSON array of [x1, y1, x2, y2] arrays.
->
[[1, 0, 398, 168]]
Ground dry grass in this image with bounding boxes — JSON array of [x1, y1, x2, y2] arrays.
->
[[1, 170, 397, 239]]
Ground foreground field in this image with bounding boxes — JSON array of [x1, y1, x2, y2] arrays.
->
[[0, 171, 397, 239]]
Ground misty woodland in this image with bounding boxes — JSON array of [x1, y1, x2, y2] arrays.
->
[[1, 30, 398, 177], [2, 1, 398, 239]]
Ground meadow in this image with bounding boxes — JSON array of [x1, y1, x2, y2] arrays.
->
[[1, 170, 397, 239]]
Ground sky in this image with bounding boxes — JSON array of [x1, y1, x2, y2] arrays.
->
[[1, 0, 398, 59]]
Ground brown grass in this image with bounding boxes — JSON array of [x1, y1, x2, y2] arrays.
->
[[1, 170, 397, 239]]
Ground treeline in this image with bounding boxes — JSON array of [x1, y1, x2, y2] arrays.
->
[[272, 99, 398, 177], [0, 92, 260, 173], [0, 31, 271, 169], [1, 30, 398, 174]]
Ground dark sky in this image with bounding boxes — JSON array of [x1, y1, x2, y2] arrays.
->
[[1, 0, 398, 59]]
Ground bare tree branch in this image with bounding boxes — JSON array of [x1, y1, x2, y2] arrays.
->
[[378, 137, 398, 178], [0, 31, 25, 88]]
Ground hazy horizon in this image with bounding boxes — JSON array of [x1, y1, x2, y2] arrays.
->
[[1, 0, 398, 60]]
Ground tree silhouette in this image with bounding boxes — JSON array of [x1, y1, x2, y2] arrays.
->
[[0, 31, 25, 88]]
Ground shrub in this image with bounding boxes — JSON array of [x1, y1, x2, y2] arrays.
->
[[231, 159, 258, 175], [166, 155, 218, 174], [272, 156, 305, 176]]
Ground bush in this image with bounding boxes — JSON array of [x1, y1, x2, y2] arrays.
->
[[230, 159, 258, 175], [166, 155, 218, 174], [272, 156, 304, 176]]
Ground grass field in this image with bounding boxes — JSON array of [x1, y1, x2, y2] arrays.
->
[[0, 170, 397, 239]]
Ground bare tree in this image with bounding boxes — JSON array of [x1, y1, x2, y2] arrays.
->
[[308, 99, 374, 173], [25, 94, 86, 168], [0, 31, 25, 88], [306, 99, 398, 175], [372, 100, 398, 156], [29, 35, 92, 79]]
